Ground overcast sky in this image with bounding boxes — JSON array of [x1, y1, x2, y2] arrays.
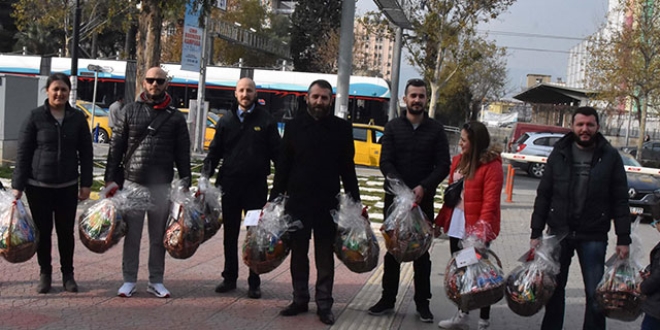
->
[[356, 0, 610, 99]]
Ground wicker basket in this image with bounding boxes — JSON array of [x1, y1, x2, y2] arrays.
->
[[595, 289, 643, 322], [334, 229, 379, 273], [79, 199, 126, 254], [0, 201, 38, 263], [445, 249, 505, 311], [382, 228, 432, 263], [1, 242, 37, 263], [505, 265, 557, 317], [164, 205, 204, 259], [242, 227, 290, 274]]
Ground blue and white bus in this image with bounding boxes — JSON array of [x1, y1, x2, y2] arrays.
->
[[0, 55, 391, 125]]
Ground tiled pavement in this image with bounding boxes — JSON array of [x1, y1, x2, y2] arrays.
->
[[0, 162, 656, 329]]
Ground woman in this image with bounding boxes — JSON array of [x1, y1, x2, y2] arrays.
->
[[435, 121, 503, 330], [11, 73, 94, 294]]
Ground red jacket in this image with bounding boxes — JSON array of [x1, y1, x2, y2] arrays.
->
[[435, 151, 503, 241]]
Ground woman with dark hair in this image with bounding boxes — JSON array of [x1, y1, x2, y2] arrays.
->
[[435, 121, 503, 330], [12, 72, 94, 294]]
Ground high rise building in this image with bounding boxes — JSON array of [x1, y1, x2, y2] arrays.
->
[[353, 19, 395, 80]]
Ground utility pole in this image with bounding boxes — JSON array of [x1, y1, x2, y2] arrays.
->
[[334, 0, 356, 119], [69, 0, 81, 106], [388, 27, 403, 120], [194, 14, 210, 154]]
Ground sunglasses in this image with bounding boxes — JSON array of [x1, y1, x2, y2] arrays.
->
[[145, 77, 166, 85]]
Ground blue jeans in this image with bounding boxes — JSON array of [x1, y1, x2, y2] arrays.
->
[[541, 239, 607, 330], [641, 314, 660, 330]]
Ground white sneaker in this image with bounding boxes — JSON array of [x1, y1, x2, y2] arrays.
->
[[437, 310, 469, 329], [117, 282, 136, 297], [478, 319, 490, 330], [147, 282, 171, 298]]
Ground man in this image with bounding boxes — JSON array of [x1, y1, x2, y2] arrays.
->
[[107, 94, 124, 131], [368, 78, 450, 323], [270, 79, 360, 325], [202, 77, 281, 299], [530, 106, 630, 330], [104, 67, 191, 298]]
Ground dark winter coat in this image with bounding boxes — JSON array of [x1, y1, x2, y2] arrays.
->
[[641, 241, 660, 320], [530, 132, 631, 245], [104, 98, 191, 186], [12, 101, 93, 191]]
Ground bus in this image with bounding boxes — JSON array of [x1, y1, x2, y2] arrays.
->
[[0, 55, 391, 125]]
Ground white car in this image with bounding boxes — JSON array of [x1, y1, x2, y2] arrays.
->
[[512, 132, 565, 178]]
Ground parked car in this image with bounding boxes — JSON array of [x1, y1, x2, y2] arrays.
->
[[178, 108, 218, 149], [622, 141, 660, 168], [75, 100, 112, 143], [352, 122, 384, 167], [620, 151, 660, 221], [506, 122, 570, 152], [511, 132, 565, 178]]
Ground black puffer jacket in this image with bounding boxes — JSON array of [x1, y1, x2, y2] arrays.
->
[[104, 99, 191, 186], [201, 105, 280, 183], [531, 133, 630, 245], [12, 101, 93, 191], [379, 112, 450, 194], [641, 241, 660, 320]]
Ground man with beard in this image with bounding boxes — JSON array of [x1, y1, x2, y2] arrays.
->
[[105, 67, 191, 298], [368, 78, 450, 323], [202, 77, 280, 299], [270, 79, 360, 325], [530, 106, 630, 330]]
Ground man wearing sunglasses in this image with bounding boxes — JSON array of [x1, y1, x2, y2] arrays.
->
[[369, 78, 450, 323], [105, 67, 191, 299]]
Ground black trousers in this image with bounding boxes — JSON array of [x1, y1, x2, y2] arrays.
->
[[449, 237, 491, 319], [380, 193, 433, 307], [25, 184, 78, 275], [289, 212, 336, 311], [220, 178, 266, 288]]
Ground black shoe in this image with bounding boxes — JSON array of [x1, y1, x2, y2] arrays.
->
[[214, 281, 236, 293], [416, 305, 433, 323], [247, 287, 261, 299], [368, 298, 395, 315], [279, 302, 309, 316], [63, 273, 78, 293], [317, 309, 335, 325], [37, 274, 51, 294]]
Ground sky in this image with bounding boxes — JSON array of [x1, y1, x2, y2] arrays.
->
[[356, 0, 611, 99]]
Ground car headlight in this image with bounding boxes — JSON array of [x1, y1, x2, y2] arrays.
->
[[629, 187, 636, 198]]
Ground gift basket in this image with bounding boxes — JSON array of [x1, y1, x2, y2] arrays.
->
[[381, 179, 433, 263], [505, 235, 561, 316], [242, 197, 301, 274], [0, 191, 37, 263], [78, 182, 151, 253], [332, 194, 379, 273], [194, 177, 223, 243], [595, 217, 645, 322], [164, 179, 205, 259], [444, 221, 505, 311]]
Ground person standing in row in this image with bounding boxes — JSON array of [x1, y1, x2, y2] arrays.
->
[[270, 79, 360, 325], [530, 106, 630, 330], [105, 67, 191, 298], [107, 94, 124, 132], [12, 73, 94, 293], [368, 78, 450, 323], [202, 77, 281, 299]]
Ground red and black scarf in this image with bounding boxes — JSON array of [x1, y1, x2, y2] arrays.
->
[[138, 92, 172, 109]]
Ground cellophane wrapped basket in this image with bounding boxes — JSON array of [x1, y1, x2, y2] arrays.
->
[[444, 222, 505, 311], [595, 217, 645, 322], [381, 179, 433, 263], [194, 177, 223, 243], [332, 194, 379, 273], [505, 235, 561, 316], [0, 191, 38, 263], [164, 179, 204, 259], [78, 182, 151, 253], [242, 197, 299, 274]]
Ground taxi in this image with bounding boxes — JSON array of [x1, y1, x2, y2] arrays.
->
[[353, 122, 384, 167], [75, 100, 112, 143], [178, 109, 219, 149]]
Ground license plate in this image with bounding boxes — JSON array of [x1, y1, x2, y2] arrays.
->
[[629, 207, 644, 215]]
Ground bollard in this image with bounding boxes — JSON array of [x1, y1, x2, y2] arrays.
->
[[93, 123, 99, 143], [505, 164, 514, 203]]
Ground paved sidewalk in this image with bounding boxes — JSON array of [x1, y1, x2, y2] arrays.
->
[[0, 170, 655, 329]]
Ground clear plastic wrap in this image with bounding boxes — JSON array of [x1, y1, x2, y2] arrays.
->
[[332, 194, 379, 273], [242, 197, 301, 274], [595, 217, 645, 322], [78, 183, 150, 254], [505, 235, 561, 316], [163, 179, 204, 259], [444, 221, 505, 311], [0, 191, 37, 263], [381, 178, 433, 263], [194, 177, 223, 243]]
